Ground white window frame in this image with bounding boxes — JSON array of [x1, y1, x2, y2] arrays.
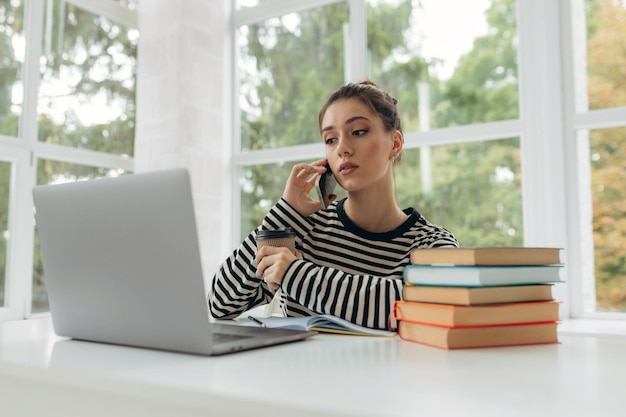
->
[[561, 0, 626, 320]]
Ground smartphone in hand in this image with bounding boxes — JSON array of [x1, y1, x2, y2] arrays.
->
[[315, 163, 337, 209]]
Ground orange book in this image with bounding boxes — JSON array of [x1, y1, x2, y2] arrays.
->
[[410, 247, 562, 266], [394, 300, 559, 327], [397, 320, 559, 349]]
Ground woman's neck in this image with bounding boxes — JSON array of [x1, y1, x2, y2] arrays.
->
[[343, 191, 407, 233]]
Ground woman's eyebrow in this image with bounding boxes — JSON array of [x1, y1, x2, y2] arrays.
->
[[322, 115, 370, 132], [345, 115, 370, 125]]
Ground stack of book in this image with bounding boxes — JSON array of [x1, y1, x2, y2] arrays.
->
[[394, 247, 564, 349]]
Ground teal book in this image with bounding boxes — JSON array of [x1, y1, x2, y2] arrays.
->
[[403, 264, 564, 287]]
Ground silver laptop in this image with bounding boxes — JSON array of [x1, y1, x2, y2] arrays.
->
[[32, 168, 314, 356]]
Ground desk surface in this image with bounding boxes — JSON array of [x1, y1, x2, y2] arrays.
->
[[1, 318, 626, 417]]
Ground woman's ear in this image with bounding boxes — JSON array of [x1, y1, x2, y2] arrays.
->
[[392, 130, 403, 155]]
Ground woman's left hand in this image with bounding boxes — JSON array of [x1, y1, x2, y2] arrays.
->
[[256, 246, 302, 293]]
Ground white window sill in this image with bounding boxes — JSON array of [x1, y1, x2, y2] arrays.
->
[[558, 318, 626, 339]]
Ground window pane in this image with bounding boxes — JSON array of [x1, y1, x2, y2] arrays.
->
[[395, 139, 522, 246], [38, 0, 138, 156], [589, 127, 626, 312], [32, 159, 130, 314], [238, 3, 348, 151], [0, 160, 10, 307], [368, 0, 519, 131], [0, 0, 24, 138], [239, 162, 295, 240], [238, 160, 347, 241], [585, 0, 626, 110]]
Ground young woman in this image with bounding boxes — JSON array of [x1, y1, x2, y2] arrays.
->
[[209, 81, 458, 330]]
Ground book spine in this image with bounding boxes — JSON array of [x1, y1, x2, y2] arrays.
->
[[395, 316, 560, 329]]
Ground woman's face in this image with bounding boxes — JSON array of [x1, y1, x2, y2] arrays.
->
[[320, 98, 400, 194]]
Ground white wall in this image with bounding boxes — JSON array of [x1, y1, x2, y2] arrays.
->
[[135, 0, 232, 287]]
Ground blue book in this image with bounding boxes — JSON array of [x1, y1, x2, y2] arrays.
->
[[403, 264, 564, 287]]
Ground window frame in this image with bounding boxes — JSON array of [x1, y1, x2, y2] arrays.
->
[[561, 0, 626, 319]]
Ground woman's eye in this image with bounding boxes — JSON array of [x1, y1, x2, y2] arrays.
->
[[353, 129, 368, 136]]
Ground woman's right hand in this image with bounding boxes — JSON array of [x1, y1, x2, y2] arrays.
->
[[282, 160, 329, 217]]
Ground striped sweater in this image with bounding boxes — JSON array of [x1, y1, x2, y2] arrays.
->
[[208, 198, 458, 330]]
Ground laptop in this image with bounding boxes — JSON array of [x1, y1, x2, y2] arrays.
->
[[32, 168, 315, 356]]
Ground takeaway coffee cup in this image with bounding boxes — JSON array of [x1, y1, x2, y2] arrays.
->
[[255, 227, 296, 253]]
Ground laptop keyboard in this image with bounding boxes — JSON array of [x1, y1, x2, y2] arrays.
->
[[212, 331, 254, 343]]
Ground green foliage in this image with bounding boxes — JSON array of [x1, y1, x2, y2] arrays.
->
[[590, 127, 626, 311], [38, 0, 137, 157], [435, 0, 518, 127], [584, 0, 626, 311], [239, 162, 296, 241], [0, 0, 23, 137], [241, 3, 349, 150], [380, 0, 522, 247], [395, 138, 522, 247]]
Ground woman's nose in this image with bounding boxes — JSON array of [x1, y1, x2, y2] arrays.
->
[[336, 136, 352, 156]]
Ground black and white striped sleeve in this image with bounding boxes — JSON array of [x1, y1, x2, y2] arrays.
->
[[208, 231, 272, 319], [280, 261, 402, 331]]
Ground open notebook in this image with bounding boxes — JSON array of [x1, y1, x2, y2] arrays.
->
[[245, 315, 396, 337]]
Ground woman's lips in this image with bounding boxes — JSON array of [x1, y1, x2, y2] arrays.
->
[[339, 162, 358, 175]]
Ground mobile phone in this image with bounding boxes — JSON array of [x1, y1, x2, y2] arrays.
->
[[315, 163, 337, 209]]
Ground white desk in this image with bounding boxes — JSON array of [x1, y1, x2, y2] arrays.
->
[[1, 318, 625, 417]]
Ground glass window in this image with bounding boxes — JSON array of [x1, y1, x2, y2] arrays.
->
[[238, 2, 348, 151], [32, 159, 129, 314], [588, 127, 626, 313], [239, 162, 295, 240], [368, 0, 519, 132], [38, 0, 138, 156], [395, 139, 522, 246], [0, 0, 24, 138], [585, 0, 626, 110], [0, 160, 10, 307]]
